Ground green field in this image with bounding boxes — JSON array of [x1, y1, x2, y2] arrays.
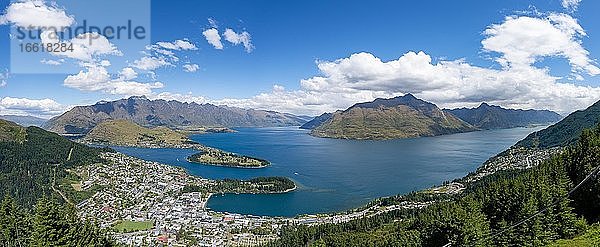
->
[[113, 220, 154, 233]]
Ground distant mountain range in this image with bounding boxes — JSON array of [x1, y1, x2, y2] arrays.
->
[[300, 112, 336, 130], [445, 103, 562, 129], [305, 94, 476, 140], [515, 99, 600, 149], [0, 115, 47, 127], [43, 96, 309, 134]]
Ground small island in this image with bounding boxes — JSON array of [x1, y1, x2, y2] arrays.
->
[[187, 149, 270, 168]]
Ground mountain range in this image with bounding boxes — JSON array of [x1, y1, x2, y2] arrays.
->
[[445, 103, 562, 129], [302, 95, 563, 140], [41, 94, 564, 140], [0, 115, 47, 127], [43, 96, 310, 134], [306, 94, 476, 140], [299, 112, 337, 130], [515, 99, 600, 149]]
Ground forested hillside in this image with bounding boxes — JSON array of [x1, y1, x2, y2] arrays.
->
[[0, 120, 110, 208], [0, 196, 115, 246], [267, 124, 600, 246], [0, 119, 116, 245], [516, 100, 600, 149]]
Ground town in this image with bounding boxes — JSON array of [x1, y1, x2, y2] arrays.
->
[[70, 152, 441, 246], [73, 153, 286, 246]]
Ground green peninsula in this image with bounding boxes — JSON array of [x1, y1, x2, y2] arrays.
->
[[188, 149, 270, 168], [83, 119, 195, 146]]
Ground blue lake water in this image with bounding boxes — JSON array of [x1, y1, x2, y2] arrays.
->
[[113, 126, 545, 217]]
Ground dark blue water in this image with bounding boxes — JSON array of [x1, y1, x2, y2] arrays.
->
[[113, 126, 545, 217]]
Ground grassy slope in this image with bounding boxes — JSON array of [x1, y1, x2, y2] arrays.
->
[[312, 105, 473, 140], [84, 119, 192, 146], [0, 119, 27, 143]]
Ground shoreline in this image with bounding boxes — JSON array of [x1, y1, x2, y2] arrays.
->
[[86, 127, 550, 220], [204, 183, 298, 207], [201, 184, 297, 210], [83, 141, 271, 169]]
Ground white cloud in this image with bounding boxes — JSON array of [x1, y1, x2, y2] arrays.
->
[[119, 67, 137, 80], [211, 85, 381, 115], [2, 1, 121, 63], [156, 39, 198, 50], [482, 14, 599, 77], [152, 48, 175, 57], [148, 49, 179, 63], [150, 92, 207, 104], [0, 97, 64, 118], [131, 56, 172, 71], [40, 31, 122, 61], [40, 58, 64, 65], [212, 48, 600, 115], [183, 64, 200, 72], [223, 28, 254, 52], [208, 18, 218, 28], [166, 13, 600, 116], [64, 65, 163, 95], [561, 0, 581, 11], [99, 60, 111, 67], [0, 0, 74, 29], [202, 28, 223, 50]]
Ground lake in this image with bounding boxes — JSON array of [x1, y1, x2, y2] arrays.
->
[[113, 126, 545, 217]]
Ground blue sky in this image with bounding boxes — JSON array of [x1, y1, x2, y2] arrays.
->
[[0, 0, 599, 117]]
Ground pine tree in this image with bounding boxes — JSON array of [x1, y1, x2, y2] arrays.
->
[[31, 197, 67, 247], [0, 195, 31, 247]]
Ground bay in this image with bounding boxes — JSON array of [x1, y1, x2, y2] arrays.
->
[[113, 126, 545, 217]]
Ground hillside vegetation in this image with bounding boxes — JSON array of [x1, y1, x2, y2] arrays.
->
[[310, 94, 475, 140], [549, 224, 600, 247], [0, 119, 115, 245], [0, 119, 109, 208], [83, 119, 195, 146], [0, 119, 27, 143], [516, 100, 600, 149]]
